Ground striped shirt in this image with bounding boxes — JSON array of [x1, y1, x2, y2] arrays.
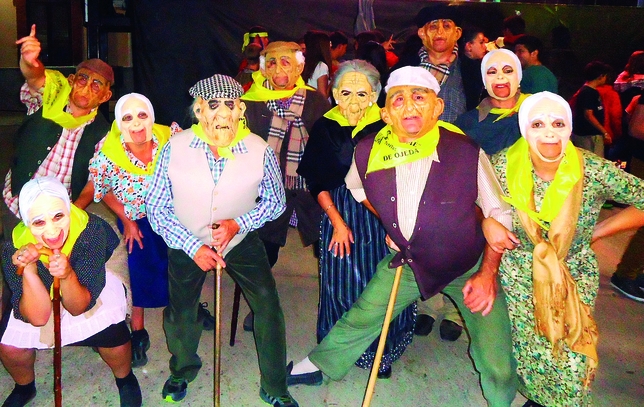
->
[[345, 148, 511, 239], [3, 83, 98, 217], [146, 135, 285, 258]]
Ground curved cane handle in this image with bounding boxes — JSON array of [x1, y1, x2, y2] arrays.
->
[[16, 247, 55, 276]]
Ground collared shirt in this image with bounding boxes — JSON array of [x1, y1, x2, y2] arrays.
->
[[345, 148, 512, 240], [3, 82, 97, 217], [146, 135, 285, 258], [88, 135, 162, 220]]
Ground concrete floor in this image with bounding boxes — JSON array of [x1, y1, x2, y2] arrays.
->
[[0, 112, 642, 406]]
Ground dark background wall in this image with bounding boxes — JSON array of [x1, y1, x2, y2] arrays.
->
[[3, 1, 644, 128]]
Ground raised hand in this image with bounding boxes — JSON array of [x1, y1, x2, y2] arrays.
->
[[16, 24, 41, 68]]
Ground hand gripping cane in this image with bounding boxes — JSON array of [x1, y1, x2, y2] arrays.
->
[[361, 265, 404, 407], [211, 224, 223, 407], [17, 247, 61, 407]]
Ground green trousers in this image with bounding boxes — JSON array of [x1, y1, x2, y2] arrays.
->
[[309, 253, 517, 407], [164, 232, 288, 396]]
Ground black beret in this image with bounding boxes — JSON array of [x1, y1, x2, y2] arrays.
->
[[415, 4, 462, 28]]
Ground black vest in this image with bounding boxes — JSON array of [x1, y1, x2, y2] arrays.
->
[[10, 109, 109, 201]]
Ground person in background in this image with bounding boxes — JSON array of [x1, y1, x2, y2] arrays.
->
[[235, 43, 262, 92], [570, 61, 612, 158], [513, 35, 558, 95], [297, 60, 415, 380], [329, 31, 349, 76], [609, 87, 644, 303], [302, 30, 332, 98], [458, 24, 488, 110], [241, 41, 329, 331]]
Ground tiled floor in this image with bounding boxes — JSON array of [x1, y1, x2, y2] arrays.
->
[[0, 113, 642, 406]]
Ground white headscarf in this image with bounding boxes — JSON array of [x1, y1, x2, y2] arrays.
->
[[481, 48, 523, 82], [18, 177, 70, 224], [518, 91, 573, 138], [114, 93, 155, 131]]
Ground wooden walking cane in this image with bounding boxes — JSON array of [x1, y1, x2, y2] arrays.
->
[[361, 265, 404, 407], [17, 247, 61, 407], [211, 224, 223, 407]]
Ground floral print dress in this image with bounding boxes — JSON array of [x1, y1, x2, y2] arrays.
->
[[491, 149, 644, 406]]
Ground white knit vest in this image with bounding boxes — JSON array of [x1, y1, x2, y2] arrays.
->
[[167, 129, 267, 256]]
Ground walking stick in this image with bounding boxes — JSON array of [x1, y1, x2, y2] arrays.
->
[[214, 260, 222, 407], [211, 224, 223, 407], [17, 247, 61, 407], [361, 265, 404, 407]]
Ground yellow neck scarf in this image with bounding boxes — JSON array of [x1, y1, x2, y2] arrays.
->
[[503, 137, 581, 230], [41, 70, 98, 129], [323, 103, 382, 138], [240, 70, 314, 102], [489, 92, 530, 122], [101, 121, 171, 175], [191, 120, 251, 159], [12, 204, 89, 264], [476, 92, 529, 123], [366, 121, 464, 174]]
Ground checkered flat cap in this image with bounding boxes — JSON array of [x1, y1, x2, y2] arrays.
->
[[189, 74, 243, 100]]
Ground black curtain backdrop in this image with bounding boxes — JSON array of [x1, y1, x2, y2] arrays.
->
[[131, 0, 644, 128]]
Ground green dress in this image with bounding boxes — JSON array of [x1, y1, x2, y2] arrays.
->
[[490, 149, 644, 406]]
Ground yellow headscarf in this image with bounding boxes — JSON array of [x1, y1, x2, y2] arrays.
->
[[366, 121, 464, 174], [323, 103, 382, 138], [191, 120, 251, 159], [101, 120, 171, 175], [503, 137, 582, 230], [41, 70, 98, 129], [12, 204, 89, 265], [240, 70, 314, 102]]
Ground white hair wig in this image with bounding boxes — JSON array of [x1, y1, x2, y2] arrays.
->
[[18, 177, 71, 225], [114, 93, 155, 131], [259, 50, 305, 71]]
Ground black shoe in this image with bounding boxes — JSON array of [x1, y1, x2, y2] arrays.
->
[[131, 329, 150, 368], [286, 361, 323, 386], [610, 274, 644, 303], [243, 311, 254, 332], [2, 383, 36, 407], [199, 302, 216, 331], [377, 365, 392, 379], [414, 314, 435, 336], [162, 375, 188, 403], [636, 274, 644, 290], [439, 319, 463, 341], [522, 399, 546, 407], [118, 374, 142, 407], [259, 387, 299, 407]]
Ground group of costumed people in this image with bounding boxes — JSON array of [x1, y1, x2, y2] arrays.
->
[[3, 11, 644, 407]]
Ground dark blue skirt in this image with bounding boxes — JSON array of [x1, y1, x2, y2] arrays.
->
[[117, 216, 169, 308], [317, 185, 416, 370]]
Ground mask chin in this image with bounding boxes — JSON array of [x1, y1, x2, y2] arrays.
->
[[530, 139, 568, 163]]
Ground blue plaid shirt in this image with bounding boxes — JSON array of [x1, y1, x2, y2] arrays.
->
[[146, 135, 286, 258]]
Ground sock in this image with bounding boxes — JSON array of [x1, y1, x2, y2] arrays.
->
[[290, 357, 319, 375], [115, 370, 137, 389], [12, 381, 36, 395]]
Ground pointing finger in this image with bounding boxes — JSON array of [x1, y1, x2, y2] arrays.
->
[[30, 24, 36, 37]]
